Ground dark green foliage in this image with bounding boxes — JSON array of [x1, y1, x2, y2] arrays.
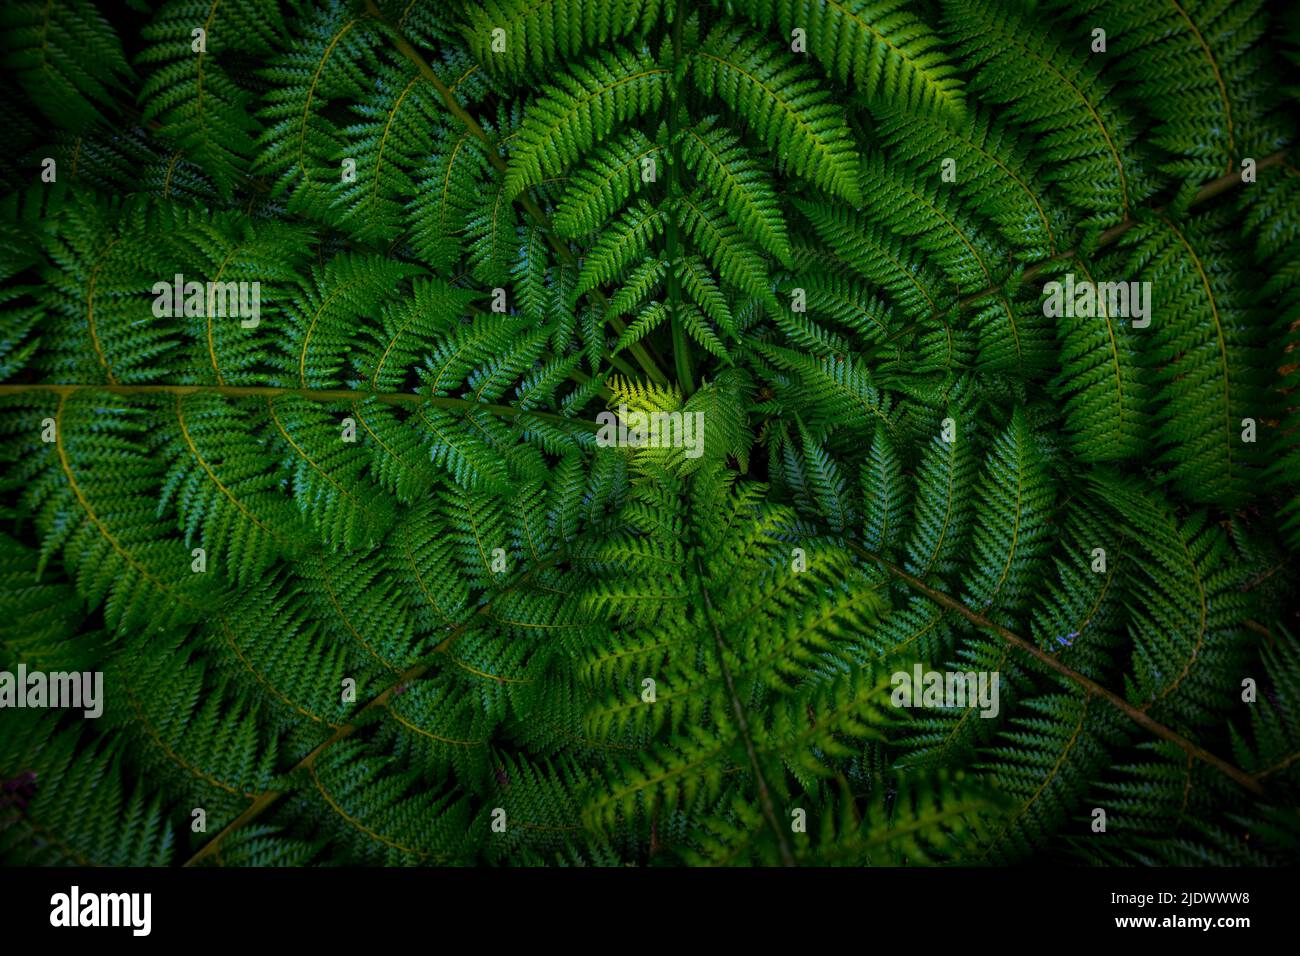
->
[[0, 0, 1297, 868]]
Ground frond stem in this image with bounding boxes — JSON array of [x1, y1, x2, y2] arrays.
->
[[695, 555, 797, 865], [665, 0, 695, 395], [886, 149, 1288, 345], [184, 552, 567, 865], [0, 384, 601, 431], [851, 545, 1266, 797]]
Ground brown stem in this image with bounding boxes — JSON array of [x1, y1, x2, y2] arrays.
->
[[184, 658, 429, 866], [884, 149, 1289, 347], [0, 383, 601, 431], [185, 554, 565, 865], [852, 545, 1266, 797], [1255, 749, 1300, 781], [696, 557, 797, 865], [962, 150, 1288, 308]]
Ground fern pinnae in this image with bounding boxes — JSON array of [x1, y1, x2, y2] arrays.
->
[[2, 0, 1295, 868], [731, 0, 967, 120], [679, 115, 790, 262], [503, 46, 671, 200], [942, 0, 1149, 225], [692, 20, 863, 204]]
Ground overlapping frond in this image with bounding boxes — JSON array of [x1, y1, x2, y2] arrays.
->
[[0, 0, 1296, 871]]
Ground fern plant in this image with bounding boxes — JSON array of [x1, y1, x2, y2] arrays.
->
[[1, 0, 1298, 867]]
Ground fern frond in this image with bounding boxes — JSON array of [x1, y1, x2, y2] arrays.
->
[[679, 116, 789, 263], [959, 407, 1055, 623], [0, 714, 174, 866], [504, 46, 670, 200], [692, 21, 862, 204], [733, 0, 966, 121], [1121, 211, 1268, 506], [138, 0, 281, 197], [462, 0, 663, 80], [942, 0, 1150, 225]]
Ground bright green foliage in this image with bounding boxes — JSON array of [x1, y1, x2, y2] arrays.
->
[[1121, 211, 1269, 506], [504, 47, 670, 200], [573, 201, 666, 299], [1062, 0, 1279, 184], [0, 0, 1297, 869], [680, 117, 789, 263], [463, 0, 663, 80], [942, 0, 1152, 226], [729, 0, 966, 121], [693, 21, 863, 204], [870, 103, 1068, 260], [553, 129, 663, 238], [254, 1, 386, 217], [960, 408, 1054, 623], [1045, 257, 1150, 462]]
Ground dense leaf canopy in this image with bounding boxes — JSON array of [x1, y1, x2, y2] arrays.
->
[[0, 0, 1298, 866]]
